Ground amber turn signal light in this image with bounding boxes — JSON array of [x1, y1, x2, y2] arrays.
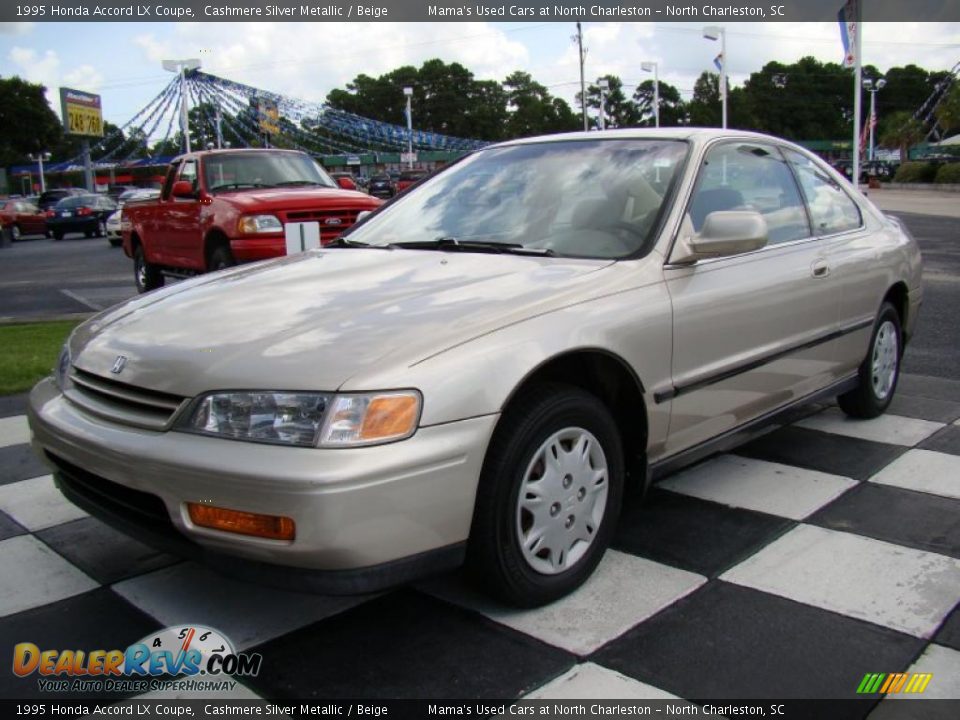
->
[[187, 503, 295, 541]]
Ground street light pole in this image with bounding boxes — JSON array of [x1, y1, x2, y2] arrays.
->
[[162, 58, 201, 153], [703, 26, 727, 129], [598, 78, 609, 131], [403, 86, 414, 169], [863, 77, 886, 162], [29, 152, 51, 193], [641, 62, 659, 128], [575, 22, 588, 132]]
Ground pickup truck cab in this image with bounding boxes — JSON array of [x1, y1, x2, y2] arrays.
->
[[122, 148, 381, 292]]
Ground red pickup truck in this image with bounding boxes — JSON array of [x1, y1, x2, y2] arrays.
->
[[122, 149, 381, 292]]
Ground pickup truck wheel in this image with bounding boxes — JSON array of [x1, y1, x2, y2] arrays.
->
[[134, 245, 164, 293], [838, 302, 901, 418], [467, 383, 623, 607], [108, 237, 122, 248], [209, 246, 235, 272]]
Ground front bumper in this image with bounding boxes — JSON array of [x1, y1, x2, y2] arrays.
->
[[29, 377, 498, 591]]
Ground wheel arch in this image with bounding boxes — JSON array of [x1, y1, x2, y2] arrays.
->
[[204, 228, 232, 270], [497, 348, 650, 492], [882, 282, 909, 342]]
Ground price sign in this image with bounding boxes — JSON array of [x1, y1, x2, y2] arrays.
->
[[59, 87, 103, 137]]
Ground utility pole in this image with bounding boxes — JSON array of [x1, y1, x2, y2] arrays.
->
[[575, 23, 588, 132]]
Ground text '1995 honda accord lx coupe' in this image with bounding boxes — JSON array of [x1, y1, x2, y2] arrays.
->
[[29, 129, 922, 607]]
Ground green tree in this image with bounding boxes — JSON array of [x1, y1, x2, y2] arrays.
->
[[578, 75, 642, 129], [934, 84, 960, 137], [502, 71, 578, 138], [880, 111, 925, 161], [632, 79, 687, 127], [687, 72, 721, 127], [0, 77, 64, 167]]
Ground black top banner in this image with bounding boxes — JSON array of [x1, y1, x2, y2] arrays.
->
[[4, 0, 959, 23]]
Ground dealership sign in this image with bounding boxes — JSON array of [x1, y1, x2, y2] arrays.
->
[[59, 87, 104, 137]]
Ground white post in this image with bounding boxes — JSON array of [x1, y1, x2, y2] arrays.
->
[[37, 154, 46, 193], [852, 6, 862, 188], [642, 62, 659, 128], [403, 86, 413, 169], [163, 59, 201, 154], [720, 29, 727, 129], [598, 78, 609, 131], [868, 88, 876, 162], [577, 23, 588, 132]]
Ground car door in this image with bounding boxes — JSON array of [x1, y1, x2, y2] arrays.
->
[[20, 202, 46, 234], [662, 140, 845, 457], [782, 149, 879, 378], [165, 158, 203, 268]]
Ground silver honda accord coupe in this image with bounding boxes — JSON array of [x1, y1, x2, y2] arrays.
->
[[28, 129, 922, 606]]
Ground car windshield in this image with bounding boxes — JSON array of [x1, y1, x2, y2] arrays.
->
[[57, 195, 97, 209], [203, 152, 337, 192], [346, 139, 687, 259]]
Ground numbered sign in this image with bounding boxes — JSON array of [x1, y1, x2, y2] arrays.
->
[[59, 87, 104, 138]]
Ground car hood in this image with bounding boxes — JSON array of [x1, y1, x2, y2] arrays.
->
[[214, 187, 378, 211], [70, 249, 616, 397]]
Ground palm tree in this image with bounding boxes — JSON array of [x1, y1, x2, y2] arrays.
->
[[880, 111, 925, 161]]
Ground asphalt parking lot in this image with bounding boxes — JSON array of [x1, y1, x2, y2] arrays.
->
[[0, 191, 958, 712]]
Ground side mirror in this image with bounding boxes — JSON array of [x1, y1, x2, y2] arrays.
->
[[171, 180, 197, 199], [336, 176, 357, 190], [671, 210, 768, 264]]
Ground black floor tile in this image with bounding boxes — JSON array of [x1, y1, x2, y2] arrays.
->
[[888, 394, 960, 424], [736, 426, 906, 481], [0, 510, 26, 541], [808, 483, 960, 559], [919, 426, 960, 457], [613, 489, 793, 578], [933, 603, 960, 652], [0, 587, 161, 699], [246, 590, 574, 700], [592, 581, 924, 711], [0, 444, 50, 486], [0, 393, 28, 419], [36, 516, 180, 585]]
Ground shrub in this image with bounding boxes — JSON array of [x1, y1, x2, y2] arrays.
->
[[934, 162, 960, 184], [894, 162, 938, 183]]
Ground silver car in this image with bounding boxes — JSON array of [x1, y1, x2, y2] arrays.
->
[[28, 129, 922, 606]]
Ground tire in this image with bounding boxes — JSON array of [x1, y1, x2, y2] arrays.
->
[[53, 231, 63, 241], [208, 245, 235, 272], [108, 237, 122, 248], [838, 302, 902, 419], [467, 383, 624, 607], [134, 244, 164, 293], [84, 230, 94, 239], [96, 220, 106, 237], [11, 224, 21, 241]]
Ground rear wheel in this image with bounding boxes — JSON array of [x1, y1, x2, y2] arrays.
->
[[95, 220, 106, 237], [134, 244, 164, 293], [11, 224, 21, 241], [838, 302, 902, 418], [108, 237, 122, 248], [467, 383, 624, 607], [52, 231, 63, 241]]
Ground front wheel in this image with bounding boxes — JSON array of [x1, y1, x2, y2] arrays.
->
[[134, 245, 164, 293], [467, 383, 624, 607], [208, 245, 235, 272], [11, 224, 21, 241], [838, 302, 902, 418]]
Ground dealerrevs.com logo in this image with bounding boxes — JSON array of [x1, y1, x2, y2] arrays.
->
[[12, 625, 262, 694]]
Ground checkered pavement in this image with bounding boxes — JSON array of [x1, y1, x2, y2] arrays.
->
[[2, 375, 959, 712]]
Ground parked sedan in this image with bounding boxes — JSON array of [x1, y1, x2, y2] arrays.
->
[[396, 170, 427, 193], [106, 189, 160, 247], [367, 173, 395, 199], [28, 129, 921, 607], [37, 188, 87, 212], [0, 199, 47, 240], [46, 194, 117, 240]]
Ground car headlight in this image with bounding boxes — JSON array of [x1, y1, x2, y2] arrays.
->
[[237, 214, 283, 234], [179, 390, 421, 448], [55, 344, 71, 390]]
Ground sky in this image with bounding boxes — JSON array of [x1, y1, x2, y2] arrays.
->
[[1, 20, 958, 137]]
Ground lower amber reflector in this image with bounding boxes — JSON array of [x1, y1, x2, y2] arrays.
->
[[187, 503, 295, 541]]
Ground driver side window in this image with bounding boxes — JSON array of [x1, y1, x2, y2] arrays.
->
[[688, 142, 811, 245]]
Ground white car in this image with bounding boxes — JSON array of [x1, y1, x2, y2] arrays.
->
[[107, 189, 160, 247]]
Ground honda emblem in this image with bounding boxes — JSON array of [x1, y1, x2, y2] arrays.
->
[[111, 356, 127, 374]]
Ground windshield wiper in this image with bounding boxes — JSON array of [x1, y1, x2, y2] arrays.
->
[[393, 237, 556, 256]]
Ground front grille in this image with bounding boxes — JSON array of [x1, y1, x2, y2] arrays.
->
[[282, 209, 361, 244], [48, 452, 173, 530], [65, 367, 188, 430]]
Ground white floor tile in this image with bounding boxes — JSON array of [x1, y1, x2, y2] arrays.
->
[[422, 550, 705, 656], [660, 455, 857, 520], [0, 415, 30, 449], [796, 408, 943, 446], [0, 535, 97, 617], [721, 524, 960, 638], [870, 449, 960, 500], [885, 643, 960, 700], [524, 662, 684, 700], [112, 562, 369, 651], [0, 475, 88, 531]]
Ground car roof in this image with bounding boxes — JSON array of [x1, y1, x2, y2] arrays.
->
[[493, 127, 803, 149]]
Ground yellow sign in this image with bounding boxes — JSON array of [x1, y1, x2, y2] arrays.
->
[[258, 98, 279, 135], [59, 87, 103, 137]]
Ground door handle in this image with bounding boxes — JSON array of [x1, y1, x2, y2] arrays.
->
[[811, 259, 830, 278]]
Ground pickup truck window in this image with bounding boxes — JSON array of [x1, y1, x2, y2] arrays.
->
[[162, 162, 179, 200], [179, 159, 199, 191], [204, 152, 337, 193]]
